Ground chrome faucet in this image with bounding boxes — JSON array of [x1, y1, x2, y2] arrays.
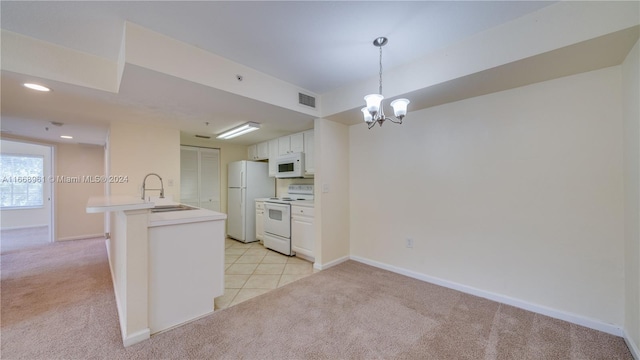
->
[[142, 173, 165, 201]]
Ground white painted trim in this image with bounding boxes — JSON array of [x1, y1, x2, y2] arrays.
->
[[151, 310, 214, 336], [104, 240, 127, 343], [104, 240, 151, 347], [57, 233, 104, 242], [625, 329, 640, 360], [314, 255, 349, 271], [48, 144, 55, 245], [0, 224, 48, 231], [122, 328, 151, 347], [350, 255, 624, 337]]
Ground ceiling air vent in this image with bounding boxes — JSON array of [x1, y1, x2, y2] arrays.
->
[[195, 134, 211, 139], [298, 93, 316, 108]]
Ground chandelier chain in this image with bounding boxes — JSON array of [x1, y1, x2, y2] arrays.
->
[[378, 45, 383, 95]]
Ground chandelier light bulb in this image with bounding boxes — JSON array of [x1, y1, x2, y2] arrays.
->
[[390, 99, 410, 119], [364, 94, 383, 115], [361, 107, 373, 124]]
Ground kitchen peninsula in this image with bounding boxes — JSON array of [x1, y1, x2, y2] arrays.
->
[[87, 195, 226, 346]]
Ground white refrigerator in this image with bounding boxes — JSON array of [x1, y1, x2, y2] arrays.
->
[[227, 161, 275, 243]]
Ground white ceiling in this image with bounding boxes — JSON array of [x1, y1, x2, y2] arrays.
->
[[1, 1, 637, 146], [1, 1, 554, 93]]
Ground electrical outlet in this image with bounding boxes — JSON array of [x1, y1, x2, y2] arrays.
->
[[406, 238, 414, 248]]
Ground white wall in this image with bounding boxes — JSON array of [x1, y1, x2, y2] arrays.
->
[[315, 118, 350, 267], [55, 143, 105, 241], [350, 67, 625, 329], [622, 39, 640, 354], [0, 139, 52, 229], [108, 122, 180, 200]]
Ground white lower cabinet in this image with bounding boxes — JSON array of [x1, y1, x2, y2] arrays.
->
[[255, 200, 265, 243], [148, 219, 224, 335], [291, 204, 314, 260]]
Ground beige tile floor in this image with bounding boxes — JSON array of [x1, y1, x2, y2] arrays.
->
[[214, 238, 316, 310]]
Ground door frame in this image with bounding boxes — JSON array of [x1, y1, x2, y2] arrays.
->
[[0, 138, 55, 243]]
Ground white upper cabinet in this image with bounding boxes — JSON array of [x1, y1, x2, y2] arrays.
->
[[290, 133, 304, 153], [268, 138, 279, 177], [256, 130, 313, 177], [303, 130, 314, 176], [248, 141, 269, 160], [247, 144, 257, 160], [277, 136, 290, 156], [278, 133, 304, 155], [257, 141, 269, 159]]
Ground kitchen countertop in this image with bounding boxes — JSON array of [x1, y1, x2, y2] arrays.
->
[[86, 195, 154, 213], [86, 195, 226, 227], [291, 200, 314, 207], [148, 205, 226, 227]]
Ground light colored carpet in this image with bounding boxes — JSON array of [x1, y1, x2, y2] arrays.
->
[[1, 238, 633, 359], [0, 225, 50, 253]]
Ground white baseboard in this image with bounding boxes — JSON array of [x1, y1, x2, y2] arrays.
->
[[123, 328, 151, 347], [314, 255, 349, 271], [625, 330, 640, 360], [350, 255, 623, 337], [57, 233, 104, 242], [0, 224, 48, 231], [104, 240, 127, 343]]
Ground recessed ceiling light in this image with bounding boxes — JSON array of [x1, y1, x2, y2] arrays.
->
[[60, 135, 73, 139], [24, 83, 51, 92]]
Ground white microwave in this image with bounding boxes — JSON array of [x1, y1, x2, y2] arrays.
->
[[276, 152, 305, 178]]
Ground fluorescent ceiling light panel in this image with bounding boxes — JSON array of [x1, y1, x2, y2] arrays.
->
[[217, 122, 260, 139], [60, 135, 73, 139]]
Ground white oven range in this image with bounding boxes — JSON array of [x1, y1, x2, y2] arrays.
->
[[263, 185, 314, 256]]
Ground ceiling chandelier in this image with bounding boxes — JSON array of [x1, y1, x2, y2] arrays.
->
[[361, 37, 410, 129]]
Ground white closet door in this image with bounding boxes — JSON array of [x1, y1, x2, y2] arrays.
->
[[180, 146, 220, 211], [199, 148, 220, 211], [180, 147, 199, 207]]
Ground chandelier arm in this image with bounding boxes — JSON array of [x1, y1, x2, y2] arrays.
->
[[367, 121, 376, 130], [385, 117, 403, 125]]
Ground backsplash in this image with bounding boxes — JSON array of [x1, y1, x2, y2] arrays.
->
[[276, 178, 314, 197]]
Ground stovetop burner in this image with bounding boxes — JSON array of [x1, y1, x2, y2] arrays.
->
[[267, 185, 314, 203]]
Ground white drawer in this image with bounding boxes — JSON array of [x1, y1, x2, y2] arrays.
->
[[292, 205, 314, 217]]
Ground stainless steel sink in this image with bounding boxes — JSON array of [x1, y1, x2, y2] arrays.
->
[[151, 204, 197, 213]]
